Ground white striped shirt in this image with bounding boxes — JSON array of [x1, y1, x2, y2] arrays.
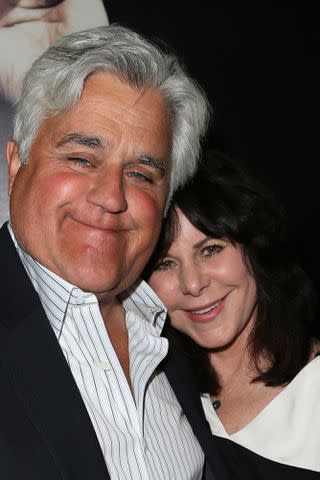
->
[[9, 225, 204, 479]]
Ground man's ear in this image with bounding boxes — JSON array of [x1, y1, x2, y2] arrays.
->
[[7, 138, 21, 196]]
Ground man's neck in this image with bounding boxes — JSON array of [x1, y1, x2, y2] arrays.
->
[[100, 298, 131, 392]]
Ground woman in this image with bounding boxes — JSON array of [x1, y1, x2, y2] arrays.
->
[[146, 152, 320, 477]]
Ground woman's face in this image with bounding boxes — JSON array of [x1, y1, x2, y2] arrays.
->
[[148, 210, 257, 349]]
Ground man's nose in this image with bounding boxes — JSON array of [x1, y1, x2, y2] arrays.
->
[[179, 263, 210, 297], [86, 166, 128, 213]]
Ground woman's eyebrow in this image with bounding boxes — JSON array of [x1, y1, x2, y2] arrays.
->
[[193, 237, 211, 250]]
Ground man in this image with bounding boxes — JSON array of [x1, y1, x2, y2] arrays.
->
[[1, 25, 227, 479]]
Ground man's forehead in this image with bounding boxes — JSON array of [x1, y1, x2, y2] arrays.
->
[[80, 72, 165, 109]]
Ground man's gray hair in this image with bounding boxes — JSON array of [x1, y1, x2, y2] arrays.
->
[[13, 24, 210, 195]]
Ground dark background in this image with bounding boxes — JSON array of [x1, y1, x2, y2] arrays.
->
[[106, 3, 319, 333]]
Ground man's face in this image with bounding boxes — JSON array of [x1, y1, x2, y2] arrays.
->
[[8, 72, 172, 302]]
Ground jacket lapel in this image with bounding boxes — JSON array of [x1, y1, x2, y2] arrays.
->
[[1, 224, 109, 479], [163, 327, 230, 479]]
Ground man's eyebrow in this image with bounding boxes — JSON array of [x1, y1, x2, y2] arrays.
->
[[55, 136, 167, 172], [139, 154, 167, 173], [56, 133, 107, 149]]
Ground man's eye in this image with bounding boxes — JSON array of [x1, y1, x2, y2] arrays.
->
[[127, 171, 153, 183], [68, 157, 92, 168]]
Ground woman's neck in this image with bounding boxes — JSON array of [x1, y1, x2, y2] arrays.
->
[[207, 319, 284, 435]]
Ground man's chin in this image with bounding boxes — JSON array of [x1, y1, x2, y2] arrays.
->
[[69, 273, 124, 297]]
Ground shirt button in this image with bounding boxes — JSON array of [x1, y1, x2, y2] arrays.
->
[[100, 361, 111, 371]]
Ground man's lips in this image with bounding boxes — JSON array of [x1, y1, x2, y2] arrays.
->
[[68, 216, 130, 232]]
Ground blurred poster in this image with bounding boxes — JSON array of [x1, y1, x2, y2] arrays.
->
[[0, 0, 109, 225]]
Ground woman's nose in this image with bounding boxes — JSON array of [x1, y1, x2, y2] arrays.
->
[[179, 263, 210, 296]]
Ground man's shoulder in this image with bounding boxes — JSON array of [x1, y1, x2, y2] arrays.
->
[[1, 221, 21, 270], [1, 222, 40, 328], [0, 222, 14, 268], [0, 221, 9, 241]]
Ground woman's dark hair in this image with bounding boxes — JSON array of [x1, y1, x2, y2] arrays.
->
[[145, 150, 317, 394]]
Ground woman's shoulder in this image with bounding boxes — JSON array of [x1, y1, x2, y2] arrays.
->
[[228, 354, 320, 471]]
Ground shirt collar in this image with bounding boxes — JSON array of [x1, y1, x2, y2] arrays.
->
[[120, 279, 167, 335], [8, 223, 167, 336]]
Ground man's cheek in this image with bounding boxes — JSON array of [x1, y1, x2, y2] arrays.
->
[[42, 174, 82, 206], [135, 191, 166, 226]]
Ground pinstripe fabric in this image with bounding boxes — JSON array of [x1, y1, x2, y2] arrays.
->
[[9, 225, 204, 479]]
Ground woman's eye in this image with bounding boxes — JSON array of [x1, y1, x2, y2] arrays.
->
[[155, 259, 175, 271], [68, 157, 92, 168], [201, 244, 223, 257]]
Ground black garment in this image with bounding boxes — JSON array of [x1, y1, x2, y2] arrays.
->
[[214, 436, 320, 479]]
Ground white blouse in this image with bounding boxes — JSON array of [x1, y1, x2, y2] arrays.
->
[[201, 356, 320, 472]]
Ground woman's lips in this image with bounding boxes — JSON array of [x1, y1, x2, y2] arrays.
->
[[184, 294, 228, 323]]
